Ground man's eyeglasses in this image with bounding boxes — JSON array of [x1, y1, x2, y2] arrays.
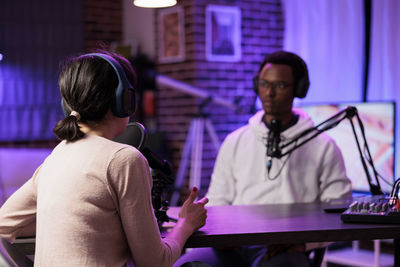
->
[[257, 79, 292, 92]]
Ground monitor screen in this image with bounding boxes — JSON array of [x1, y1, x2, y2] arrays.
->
[[297, 102, 395, 194]]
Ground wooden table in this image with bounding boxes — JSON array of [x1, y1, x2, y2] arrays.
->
[[12, 203, 400, 265], [165, 203, 400, 265]]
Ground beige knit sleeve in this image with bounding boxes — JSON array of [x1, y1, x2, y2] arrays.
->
[[0, 165, 40, 241], [107, 147, 181, 267]]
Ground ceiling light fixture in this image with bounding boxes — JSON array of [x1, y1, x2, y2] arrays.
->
[[133, 0, 177, 8]]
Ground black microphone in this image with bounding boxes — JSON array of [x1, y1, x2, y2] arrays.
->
[[114, 122, 172, 176], [141, 147, 172, 176], [266, 119, 282, 173]]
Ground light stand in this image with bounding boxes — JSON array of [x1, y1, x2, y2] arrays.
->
[[169, 99, 221, 206], [155, 74, 239, 206], [275, 106, 383, 195]]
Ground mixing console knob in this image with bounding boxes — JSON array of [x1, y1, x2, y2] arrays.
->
[[382, 203, 388, 211], [349, 202, 358, 212], [376, 203, 382, 212], [369, 203, 376, 213]]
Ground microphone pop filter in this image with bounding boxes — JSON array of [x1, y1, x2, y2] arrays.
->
[[114, 122, 147, 151]]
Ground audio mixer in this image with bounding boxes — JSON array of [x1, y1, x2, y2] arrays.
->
[[341, 195, 400, 224]]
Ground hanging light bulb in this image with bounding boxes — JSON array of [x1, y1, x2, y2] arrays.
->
[[133, 0, 177, 8]]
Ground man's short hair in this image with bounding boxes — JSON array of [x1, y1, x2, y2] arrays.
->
[[256, 51, 310, 98]]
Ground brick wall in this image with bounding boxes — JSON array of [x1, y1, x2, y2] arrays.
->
[[84, 0, 123, 51], [0, 0, 123, 149], [0, 0, 84, 148], [156, 0, 284, 202]]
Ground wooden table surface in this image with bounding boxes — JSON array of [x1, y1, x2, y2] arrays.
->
[[164, 203, 400, 248], [12, 202, 400, 265]]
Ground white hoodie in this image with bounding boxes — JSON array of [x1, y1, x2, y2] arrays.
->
[[207, 108, 352, 205]]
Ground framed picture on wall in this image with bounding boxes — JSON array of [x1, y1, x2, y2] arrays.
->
[[158, 6, 185, 63], [205, 5, 241, 62]]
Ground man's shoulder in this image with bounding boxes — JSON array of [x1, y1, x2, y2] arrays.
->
[[225, 124, 252, 141], [226, 110, 265, 138]]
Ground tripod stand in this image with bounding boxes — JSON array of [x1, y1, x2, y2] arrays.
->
[[155, 75, 238, 206], [170, 112, 221, 206]]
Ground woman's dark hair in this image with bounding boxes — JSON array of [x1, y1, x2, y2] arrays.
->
[[53, 50, 136, 142]]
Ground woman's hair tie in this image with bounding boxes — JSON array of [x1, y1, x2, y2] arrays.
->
[[70, 110, 81, 121]]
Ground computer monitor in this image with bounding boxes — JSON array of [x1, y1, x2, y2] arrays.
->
[[297, 101, 395, 194]]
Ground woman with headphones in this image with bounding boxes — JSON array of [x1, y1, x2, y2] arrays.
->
[[0, 51, 208, 266]]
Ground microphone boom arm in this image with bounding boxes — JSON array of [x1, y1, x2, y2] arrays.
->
[[279, 106, 383, 195]]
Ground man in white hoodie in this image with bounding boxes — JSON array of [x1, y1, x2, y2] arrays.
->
[[174, 51, 352, 267], [207, 51, 351, 206]]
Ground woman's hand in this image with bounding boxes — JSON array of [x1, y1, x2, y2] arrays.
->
[[165, 187, 208, 250], [178, 187, 208, 232]]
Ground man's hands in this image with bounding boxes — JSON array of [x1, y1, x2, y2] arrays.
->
[[178, 187, 208, 232]]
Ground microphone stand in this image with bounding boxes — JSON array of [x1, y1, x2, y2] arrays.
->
[[278, 106, 383, 195], [115, 122, 178, 229], [150, 166, 178, 230], [141, 147, 179, 229]]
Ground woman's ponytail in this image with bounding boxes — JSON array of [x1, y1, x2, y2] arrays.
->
[[53, 114, 85, 142]]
